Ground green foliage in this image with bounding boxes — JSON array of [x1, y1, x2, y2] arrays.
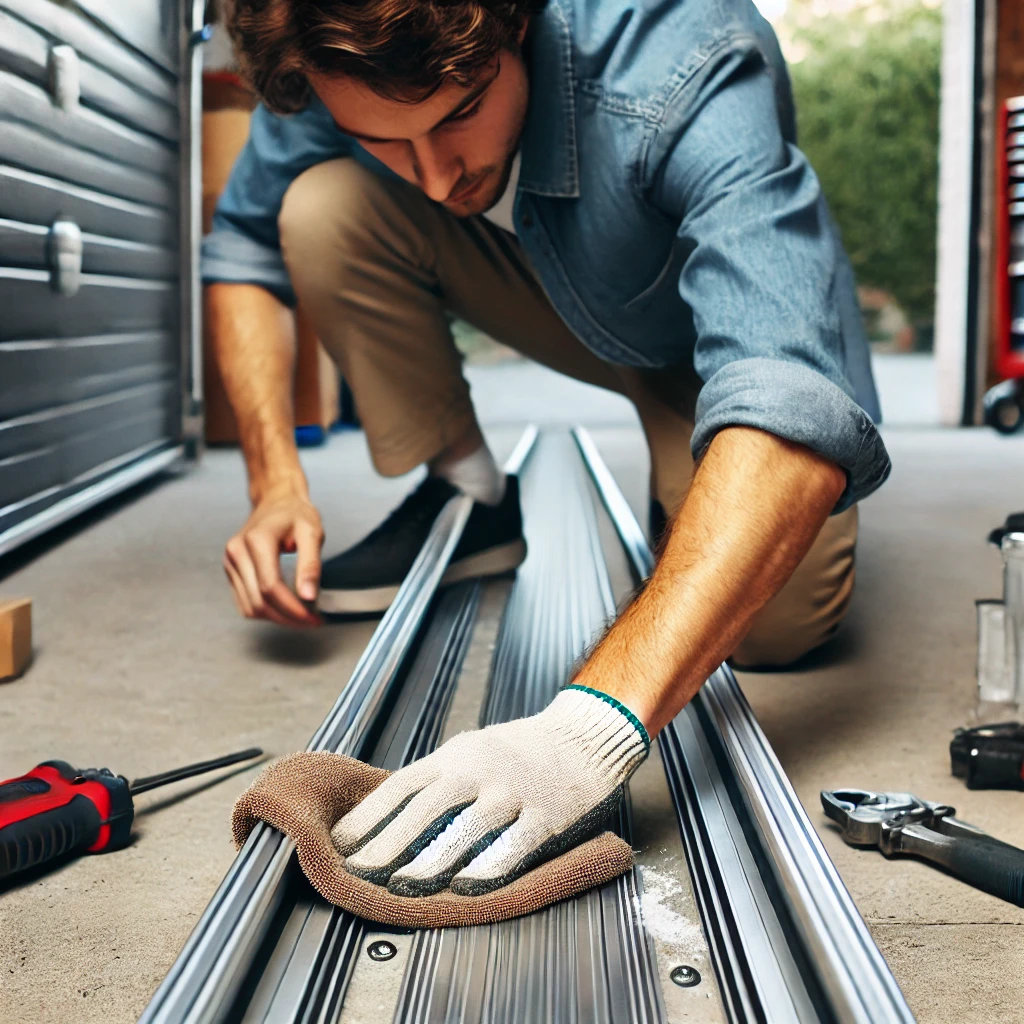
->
[[781, 0, 942, 326]]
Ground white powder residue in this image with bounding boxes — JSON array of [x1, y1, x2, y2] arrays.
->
[[639, 866, 705, 952]]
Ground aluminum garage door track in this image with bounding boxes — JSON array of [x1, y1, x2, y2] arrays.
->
[[140, 426, 914, 1024]]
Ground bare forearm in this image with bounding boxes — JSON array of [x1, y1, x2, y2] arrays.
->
[[575, 426, 846, 735], [206, 282, 307, 504]]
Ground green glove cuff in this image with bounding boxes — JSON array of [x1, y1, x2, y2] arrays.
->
[[563, 684, 651, 755]]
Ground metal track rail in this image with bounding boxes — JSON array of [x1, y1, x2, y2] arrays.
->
[[238, 581, 483, 1024], [139, 428, 537, 1024], [143, 422, 912, 1024], [393, 431, 664, 1024], [572, 426, 915, 1024]]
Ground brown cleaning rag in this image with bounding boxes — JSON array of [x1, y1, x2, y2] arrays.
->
[[231, 751, 635, 928]]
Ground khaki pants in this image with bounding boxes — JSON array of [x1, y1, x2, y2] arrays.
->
[[278, 158, 857, 667]]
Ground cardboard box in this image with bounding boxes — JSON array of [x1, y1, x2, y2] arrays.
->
[[0, 598, 32, 682], [202, 106, 253, 235], [293, 307, 340, 437]]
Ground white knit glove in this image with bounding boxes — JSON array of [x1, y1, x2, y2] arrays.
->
[[331, 686, 650, 896]]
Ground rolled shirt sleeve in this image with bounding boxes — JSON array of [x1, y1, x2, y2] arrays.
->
[[652, 59, 890, 511], [201, 99, 360, 306], [202, 224, 295, 305]]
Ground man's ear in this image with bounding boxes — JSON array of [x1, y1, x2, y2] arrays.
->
[[517, 16, 530, 45]]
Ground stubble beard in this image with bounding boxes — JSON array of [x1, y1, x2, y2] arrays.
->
[[445, 127, 523, 218], [444, 161, 505, 217]]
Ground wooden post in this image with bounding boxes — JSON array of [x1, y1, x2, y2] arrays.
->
[[0, 599, 32, 682]]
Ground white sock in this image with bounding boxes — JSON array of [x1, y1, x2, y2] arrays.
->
[[429, 442, 506, 506]]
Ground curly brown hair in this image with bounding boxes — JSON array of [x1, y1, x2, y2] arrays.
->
[[225, 0, 548, 114]]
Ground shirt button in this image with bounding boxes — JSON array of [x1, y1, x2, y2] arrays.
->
[[521, 212, 534, 228]]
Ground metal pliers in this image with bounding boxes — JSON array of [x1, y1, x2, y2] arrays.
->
[[821, 788, 1024, 907]]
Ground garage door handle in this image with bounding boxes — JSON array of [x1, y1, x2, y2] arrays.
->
[[48, 45, 80, 112], [49, 220, 83, 297]]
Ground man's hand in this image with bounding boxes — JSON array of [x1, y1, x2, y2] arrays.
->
[[224, 489, 324, 628], [331, 686, 649, 896], [206, 283, 324, 627]]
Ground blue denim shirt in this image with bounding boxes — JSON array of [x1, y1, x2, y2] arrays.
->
[[203, 0, 890, 510]]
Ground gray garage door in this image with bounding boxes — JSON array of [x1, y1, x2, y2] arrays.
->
[[0, 0, 202, 556]]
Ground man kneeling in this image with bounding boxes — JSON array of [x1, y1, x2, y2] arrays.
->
[[205, 0, 889, 894]]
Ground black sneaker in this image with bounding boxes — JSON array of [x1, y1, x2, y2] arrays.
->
[[317, 475, 527, 614]]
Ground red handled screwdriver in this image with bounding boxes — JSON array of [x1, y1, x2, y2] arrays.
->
[[0, 747, 263, 881]]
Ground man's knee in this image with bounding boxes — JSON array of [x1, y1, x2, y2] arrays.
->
[[731, 600, 851, 669], [278, 158, 403, 277], [731, 506, 859, 670]]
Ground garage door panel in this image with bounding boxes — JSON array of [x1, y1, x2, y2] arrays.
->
[[0, 10, 46, 85], [0, 166, 174, 246], [82, 235, 178, 279], [0, 383, 175, 459], [0, 446, 61, 510], [0, 12, 180, 142], [0, 269, 177, 340], [0, 0, 188, 556], [61, 404, 177, 482], [0, 0, 176, 101], [0, 219, 177, 278], [78, 60, 179, 141], [0, 438, 174, 540], [0, 218, 47, 266], [0, 332, 177, 418], [0, 71, 176, 177], [1, 121, 175, 208], [72, 0, 180, 74]]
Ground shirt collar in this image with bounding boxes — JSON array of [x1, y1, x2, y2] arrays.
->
[[518, 1, 580, 199]]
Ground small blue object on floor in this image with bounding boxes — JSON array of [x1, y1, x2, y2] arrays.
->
[[295, 425, 327, 447]]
